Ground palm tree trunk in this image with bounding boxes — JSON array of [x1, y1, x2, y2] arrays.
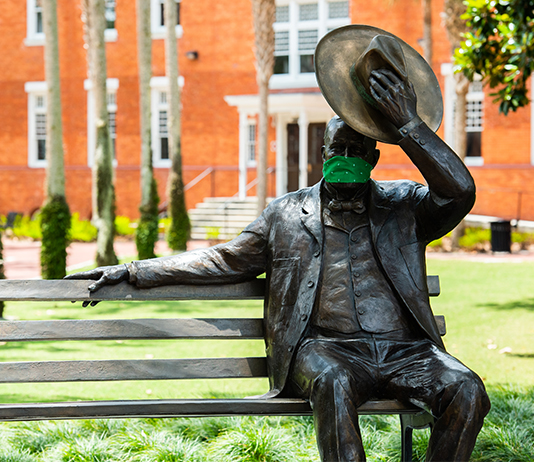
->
[[251, 0, 275, 217], [165, 0, 190, 250], [422, 0, 433, 64], [82, 0, 118, 266], [136, 0, 159, 259], [41, 0, 71, 279]]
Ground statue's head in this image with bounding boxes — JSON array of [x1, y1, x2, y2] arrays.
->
[[322, 116, 380, 190]]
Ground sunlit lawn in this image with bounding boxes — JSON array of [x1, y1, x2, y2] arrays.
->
[[0, 257, 533, 403]]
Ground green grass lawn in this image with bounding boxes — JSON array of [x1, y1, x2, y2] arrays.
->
[[426, 258, 534, 387], [0, 258, 533, 403], [0, 258, 533, 460]]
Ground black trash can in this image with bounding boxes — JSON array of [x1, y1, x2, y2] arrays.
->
[[490, 221, 511, 252]]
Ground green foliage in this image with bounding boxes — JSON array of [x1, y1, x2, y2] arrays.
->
[[136, 178, 160, 260], [166, 171, 191, 251], [115, 216, 136, 237], [459, 226, 491, 249], [40, 195, 71, 280], [70, 213, 97, 242], [455, 0, 534, 114], [11, 215, 42, 240]]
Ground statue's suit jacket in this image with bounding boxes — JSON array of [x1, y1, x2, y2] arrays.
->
[[128, 122, 476, 397]]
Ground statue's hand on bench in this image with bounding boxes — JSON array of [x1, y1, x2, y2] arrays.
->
[[65, 264, 129, 305]]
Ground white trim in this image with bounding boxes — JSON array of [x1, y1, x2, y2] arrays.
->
[[25, 81, 48, 168], [298, 111, 309, 188], [105, 28, 118, 42], [85, 78, 119, 167], [24, 0, 45, 47], [238, 112, 249, 199], [150, 76, 185, 168], [226, 92, 334, 196], [464, 156, 484, 167], [150, 0, 183, 39]]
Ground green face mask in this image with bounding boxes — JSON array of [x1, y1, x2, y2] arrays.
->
[[323, 156, 374, 183]]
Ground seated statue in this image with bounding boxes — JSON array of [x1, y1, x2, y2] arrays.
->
[[68, 25, 490, 462]]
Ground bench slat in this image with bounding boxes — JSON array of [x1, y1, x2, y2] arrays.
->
[[0, 398, 427, 422], [0, 358, 268, 383], [0, 315, 445, 341], [0, 318, 264, 341], [0, 275, 440, 301]]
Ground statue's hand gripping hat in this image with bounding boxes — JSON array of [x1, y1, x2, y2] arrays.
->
[[315, 25, 443, 144]]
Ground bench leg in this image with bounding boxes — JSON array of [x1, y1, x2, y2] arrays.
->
[[400, 412, 435, 462]]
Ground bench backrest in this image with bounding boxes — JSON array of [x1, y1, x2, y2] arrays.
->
[[0, 277, 442, 385]]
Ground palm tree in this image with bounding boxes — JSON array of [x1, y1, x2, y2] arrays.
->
[[40, 0, 71, 279], [82, 0, 118, 266], [443, 0, 470, 249], [251, 0, 275, 217], [164, 0, 190, 251], [136, 0, 160, 259]]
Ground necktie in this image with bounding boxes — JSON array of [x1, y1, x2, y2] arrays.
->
[[327, 199, 365, 213]]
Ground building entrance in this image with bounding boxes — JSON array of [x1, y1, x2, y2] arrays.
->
[[287, 122, 326, 192]]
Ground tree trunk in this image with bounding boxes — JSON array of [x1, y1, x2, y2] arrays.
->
[[422, 0, 433, 64], [443, 0, 470, 250], [165, 0, 190, 251], [41, 0, 71, 279], [82, 0, 117, 266], [135, 0, 159, 259], [251, 0, 275, 217]]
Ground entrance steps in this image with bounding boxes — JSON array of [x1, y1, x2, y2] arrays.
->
[[188, 197, 272, 241]]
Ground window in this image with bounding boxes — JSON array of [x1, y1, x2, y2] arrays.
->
[[247, 123, 257, 166], [151, 0, 182, 39], [25, 82, 48, 168], [85, 78, 119, 167], [105, 0, 118, 41], [465, 81, 484, 160], [272, 1, 350, 88], [25, 0, 45, 46], [150, 76, 185, 166]]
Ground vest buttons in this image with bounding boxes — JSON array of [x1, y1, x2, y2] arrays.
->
[[351, 234, 357, 242], [307, 281, 314, 288], [351, 254, 357, 260], [358, 309, 365, 315], [301, 314, 308, 322], [355, 291, 362, 297], [314, 250, 320, 257], [354, 272, 360, 278]]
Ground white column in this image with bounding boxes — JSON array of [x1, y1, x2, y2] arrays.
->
[[238, 111, 249, 200], [298, 111, 309, 189], [440, 63, 455, 148], [276, 114, 288, 196]]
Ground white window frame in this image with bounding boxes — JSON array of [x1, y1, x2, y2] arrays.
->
[[104, 0, 118, 42], [25, 0, 45, 46], [441, 63, 484, 166], [271, 0, 350, 89], [246, 120, 257, 167], [25, 81, 48, 168], [150, 76, 184, 167], [85, 78, 119, 167], [151, 0, 183, 39]]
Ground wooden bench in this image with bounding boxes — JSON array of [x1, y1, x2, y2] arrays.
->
[[0, 276, 443, 462]]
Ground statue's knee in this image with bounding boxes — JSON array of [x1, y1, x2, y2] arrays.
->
[[312, 365, 353, 396], [454, 375, 490, 416]]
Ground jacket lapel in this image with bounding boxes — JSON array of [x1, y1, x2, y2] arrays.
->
[[368, 180, 393, 244], [300, 181, 323, 245]]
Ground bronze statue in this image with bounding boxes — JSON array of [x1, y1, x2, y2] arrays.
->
[[68, 26, 490, 461]]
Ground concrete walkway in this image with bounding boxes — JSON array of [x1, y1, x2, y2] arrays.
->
[[2, 238, 209, 279], [3, 238, 534, 280]]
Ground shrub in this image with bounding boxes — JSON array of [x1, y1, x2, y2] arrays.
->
[[115, 216, 136, 237], [70, 213, 97, 242], [136, 178, 160, 260], [40, 196, 71, 279]]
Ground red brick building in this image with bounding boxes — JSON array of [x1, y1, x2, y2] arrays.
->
[[1, 0, 533, 221]]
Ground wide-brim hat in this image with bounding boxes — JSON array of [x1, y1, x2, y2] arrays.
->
[[315, 25, 443, 144]]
